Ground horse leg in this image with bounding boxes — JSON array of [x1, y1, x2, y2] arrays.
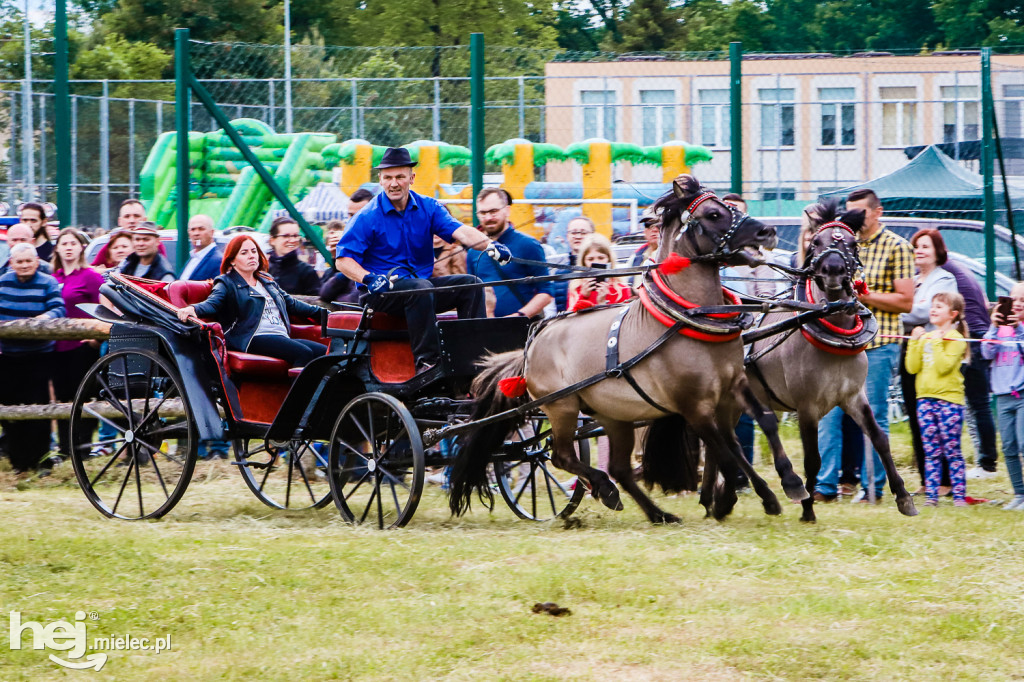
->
[[546, 406, 623, 511], [604, 419, 681, 524], [798, 413, 822, 523], [843, 395, 918, 517], [736, 382, 808, 502], [696, 418, 783, 519]]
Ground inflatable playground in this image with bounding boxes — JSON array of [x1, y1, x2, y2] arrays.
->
[[139, 118, 713, 246]]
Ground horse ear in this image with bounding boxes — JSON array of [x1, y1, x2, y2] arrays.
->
[[672, 174, 700, 200], [841, 208, 866, 233]]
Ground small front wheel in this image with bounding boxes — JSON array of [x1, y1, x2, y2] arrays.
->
[[234, 437, 332, 510], [327, 393, 424, 529]]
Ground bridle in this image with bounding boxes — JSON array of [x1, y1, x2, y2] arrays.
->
[[805, 220, 861, 296], [673, 190, 756, 263]]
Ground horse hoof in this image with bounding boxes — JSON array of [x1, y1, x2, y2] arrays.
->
[[653, 512, 682, 525], [897, 496, 919, 517], [762, 498, 783, 516], [783, 483, 810, 502], [597, 483, 624, 511], [799, 514, 816, 523]]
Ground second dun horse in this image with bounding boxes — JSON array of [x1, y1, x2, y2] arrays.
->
[[742, 200, 917, 521], [449, 175, 809, 524]]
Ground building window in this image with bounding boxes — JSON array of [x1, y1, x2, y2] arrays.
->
[[762, 188, 796, 201], [819, 87, 856, 147], [1006, 84, 1024, 139], [759, 88, 795, 147], [581, 90, 616, 140], [639, 90, 676, 146], [940, 85, 980, 143], [698, 89, 730, 148], [880, 86, 917, 147]]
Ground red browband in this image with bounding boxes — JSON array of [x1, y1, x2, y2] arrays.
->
[[686, 191, 717, 214], [814, 220, 855, 237]]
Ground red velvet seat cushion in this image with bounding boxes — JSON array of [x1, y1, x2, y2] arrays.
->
[[225, 351, 291, 379], [167, 280, 214, 308]]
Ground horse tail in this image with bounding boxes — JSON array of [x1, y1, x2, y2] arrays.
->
[[640, 414, 701, 493], [448, 350, 529, 517]]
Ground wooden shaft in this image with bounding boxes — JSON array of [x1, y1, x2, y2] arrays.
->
[[0, 318, 111, 340], [0, 398, 187, 422]]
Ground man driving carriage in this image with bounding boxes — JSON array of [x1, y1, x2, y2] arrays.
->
[[335, 147, 513, 374]]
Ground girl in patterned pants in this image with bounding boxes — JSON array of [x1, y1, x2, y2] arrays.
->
[[906, 291, 969, 506]]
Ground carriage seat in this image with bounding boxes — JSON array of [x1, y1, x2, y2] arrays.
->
[[166, 280, 324, 380]]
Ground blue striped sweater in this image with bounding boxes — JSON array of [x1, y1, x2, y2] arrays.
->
[[0, 270, 66, 354]]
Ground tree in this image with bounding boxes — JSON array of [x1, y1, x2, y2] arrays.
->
[[616, 0, 683, 52], [933, 0, 1024, 47]]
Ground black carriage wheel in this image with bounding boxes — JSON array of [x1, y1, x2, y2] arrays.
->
[[327, 392, 424, 529], [69, 349, 197, 520], [493, 416, 591, 522], [234, 437, 332, 511]]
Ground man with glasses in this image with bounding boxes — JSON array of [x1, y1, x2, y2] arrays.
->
[[268, 216, 320, 295], [466, 187, 553, 319], [336, 147, 510, 374]]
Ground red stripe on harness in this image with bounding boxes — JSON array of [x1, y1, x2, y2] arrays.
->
[[804, 279, 864, 336], [638, 286, 741, 342], [800, 328, 865, 355], [651, 269, 742, 320]]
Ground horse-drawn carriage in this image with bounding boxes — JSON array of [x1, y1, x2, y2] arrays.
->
[[69, 272, 593, 527]]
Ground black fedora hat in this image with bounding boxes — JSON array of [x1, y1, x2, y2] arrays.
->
[[374, 147, 417, 170]]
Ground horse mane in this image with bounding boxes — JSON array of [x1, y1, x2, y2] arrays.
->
[[809, 198, 865, 233]]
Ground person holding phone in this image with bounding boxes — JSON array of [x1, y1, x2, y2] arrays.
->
[[982, 283, 1024, 509], [900, 229, 959, 494], [567, 234, 633, 312]]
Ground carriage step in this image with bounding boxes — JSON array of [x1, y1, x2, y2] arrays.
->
[[229, 460, 273, 470]]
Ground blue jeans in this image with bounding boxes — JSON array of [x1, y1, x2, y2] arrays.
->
[[996, 394, 1024, 496], [816, 343, 899, 497]]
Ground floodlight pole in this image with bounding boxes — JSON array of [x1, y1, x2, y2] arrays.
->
[[175, 29, 191, 272], [981, 47, 996, 299], [55, 0, 71, 225], [729, 42, 743, 196], [470, 33, 485, 224]]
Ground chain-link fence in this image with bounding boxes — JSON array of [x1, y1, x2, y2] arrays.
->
[[2, 42, 1022, 231]]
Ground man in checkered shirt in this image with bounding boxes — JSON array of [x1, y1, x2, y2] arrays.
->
[[814, 188, 914, 503]]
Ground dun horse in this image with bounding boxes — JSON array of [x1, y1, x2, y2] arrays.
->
[[742, 200, 917, 521], [448, 176, 808, 524]]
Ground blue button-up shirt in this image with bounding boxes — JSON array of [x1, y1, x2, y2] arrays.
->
[[466, 227, 553, 317], [336, 189, 462, 279]]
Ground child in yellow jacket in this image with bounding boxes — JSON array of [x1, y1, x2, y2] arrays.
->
[[906, 291, 969, 507]]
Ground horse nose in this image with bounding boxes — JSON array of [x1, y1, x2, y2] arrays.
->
[[822, 254, 846, 276]]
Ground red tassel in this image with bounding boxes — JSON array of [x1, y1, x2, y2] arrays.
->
[[854, 279, 868, 296], [659, 253, 691, 274], [498, 376, 528, 398]]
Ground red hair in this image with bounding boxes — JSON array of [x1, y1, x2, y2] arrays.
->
[[91, 230, 133, 268], [910, 228, 948, 266], [220, 234, 269, 275]]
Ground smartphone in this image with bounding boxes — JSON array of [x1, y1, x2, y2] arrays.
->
[[590, 262, 609, 270], [998, 296, 1014, 320]]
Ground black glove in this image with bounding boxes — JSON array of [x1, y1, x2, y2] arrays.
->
[[362, 273, 391, 294]]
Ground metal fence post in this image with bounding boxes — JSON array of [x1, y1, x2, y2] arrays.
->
[[268, 79, 275, 130], [100, 80, 110, 229], [981, 47, 996, 299], [518, 76, 525, 139], [350, 78, 358, 139], [156, 101, 163, 137], [22, 0, 35, 201], [70, 95, 78, 226], [433, 77, 441, 141], [175, 29, 191, 271], [54, 0, 71, 225], [470, 33, 485, 222], [9, 92, 17, 202], [129, 98, 136, 197], [39, 94, 47, 200], [729, 41, 743, 196]]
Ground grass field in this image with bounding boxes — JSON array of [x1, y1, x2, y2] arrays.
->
[[3, 421, 1024, 681]]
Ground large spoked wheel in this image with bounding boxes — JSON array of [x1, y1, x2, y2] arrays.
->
[[234, 437, 332, 510], [327, 393, 425, 529], [69, 349, 197, 520], [493, 416, 591, 521]]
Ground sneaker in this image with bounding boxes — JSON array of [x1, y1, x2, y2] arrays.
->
[[812, 491, 837, 503], [839, 483, 858, 497], [425, 470, 447, 486], [923, 499, 939, 507], [88, 445, 112, 459], [1003, 495, 1024, 511], [954, 499, 969, 507], [853, 489, 883, 504], [967, 467, 997, 480]]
